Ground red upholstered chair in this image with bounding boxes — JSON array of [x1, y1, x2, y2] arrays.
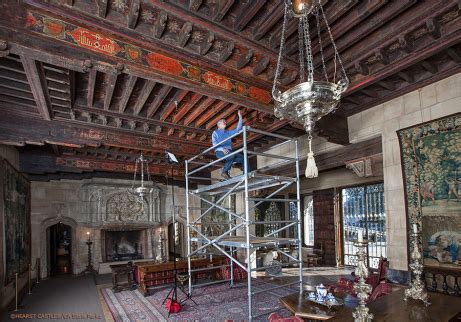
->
[[368, 282, 392, 301], [217, 258, 247, 281], [268, 313, 304, 322], [334, 257, 389, 300]]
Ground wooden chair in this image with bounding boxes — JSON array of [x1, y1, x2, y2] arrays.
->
[[309, 242, 324, 267], [334, 257, 391, 301]]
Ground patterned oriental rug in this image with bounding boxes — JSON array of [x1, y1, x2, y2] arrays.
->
[[101, 280, 297, 321]]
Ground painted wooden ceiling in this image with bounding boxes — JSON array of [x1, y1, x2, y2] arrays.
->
[[0, 0, 460, 179]]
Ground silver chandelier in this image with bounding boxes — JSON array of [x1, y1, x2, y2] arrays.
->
[[272, 0, 349, 178], [128, 152, 153, 199]]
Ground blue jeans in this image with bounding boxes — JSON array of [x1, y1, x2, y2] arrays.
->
[[216, 151, 250, 174]]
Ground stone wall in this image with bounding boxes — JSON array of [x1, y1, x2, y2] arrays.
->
[[30, 178, 200, 277], [354, 73, 461, 270], [256, 72, 461, 270]]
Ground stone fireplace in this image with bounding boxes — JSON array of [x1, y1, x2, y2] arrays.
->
[[102, 229, 147, 262]]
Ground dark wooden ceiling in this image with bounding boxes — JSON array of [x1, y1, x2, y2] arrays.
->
[[0, 0, 460, 179]]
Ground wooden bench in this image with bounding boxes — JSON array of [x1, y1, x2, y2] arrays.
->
[[136, 257, 225, 296]]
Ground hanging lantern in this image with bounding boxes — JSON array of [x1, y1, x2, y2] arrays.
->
[[128, 152, 153, 199], [272, 0, 349, 178]]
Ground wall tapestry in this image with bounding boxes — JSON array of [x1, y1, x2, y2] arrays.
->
[[255, 197, 285, 238], [1, 159, 31, 285], [200, 194, 235, 255], [398, 113, 460, 270]]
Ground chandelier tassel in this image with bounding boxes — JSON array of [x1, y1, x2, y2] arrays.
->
[[305, 134, 318, 178]]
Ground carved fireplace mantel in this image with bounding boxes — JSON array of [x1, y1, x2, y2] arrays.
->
[[80, 182, 161, 225]]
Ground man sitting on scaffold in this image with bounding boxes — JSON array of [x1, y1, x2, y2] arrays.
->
[[212, 110, 250, 180]]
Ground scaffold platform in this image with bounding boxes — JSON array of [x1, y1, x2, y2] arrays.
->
[[185, 126, 303, 321]]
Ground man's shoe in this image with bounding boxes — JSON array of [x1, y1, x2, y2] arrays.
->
[[221, 172, 232, 180]]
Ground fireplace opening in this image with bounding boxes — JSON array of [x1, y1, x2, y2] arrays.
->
[[103, 230, 145, 262]]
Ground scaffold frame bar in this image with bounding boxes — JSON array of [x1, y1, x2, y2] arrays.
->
[[186, 126, 303, 322]]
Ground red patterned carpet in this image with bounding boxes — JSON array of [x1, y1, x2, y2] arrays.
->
[[101, 279, 297, 321]]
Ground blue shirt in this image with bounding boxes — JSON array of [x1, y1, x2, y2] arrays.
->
[[212, 118, 243, 152]]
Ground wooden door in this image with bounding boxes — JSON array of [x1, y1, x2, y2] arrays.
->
[[313, 189, 336, 266]]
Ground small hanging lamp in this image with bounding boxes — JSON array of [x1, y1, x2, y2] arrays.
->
[[272, 0, 349, 178], [128, 152, 153, 199]]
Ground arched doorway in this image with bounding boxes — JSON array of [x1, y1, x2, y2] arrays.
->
[[48, 222, 72, 275]]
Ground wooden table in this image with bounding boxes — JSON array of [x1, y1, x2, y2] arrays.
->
[[110, 262, 137, 293], [330, 288, 461, 322], [280, 291, 355, 320], [281, 288, 461, 321]]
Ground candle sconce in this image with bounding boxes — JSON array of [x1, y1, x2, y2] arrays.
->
[[353, 238, 373, 322], [404, 224, 430, 306]]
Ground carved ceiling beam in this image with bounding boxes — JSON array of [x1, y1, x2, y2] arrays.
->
[[21, 0, 296, 90], [253, 3, 284, 41], [421, 60, 438, 74], [183, 97, 215, 126], [0, 112, 208, 155], [196, 101, 232, 128], [86, 68, 97, 108], [25, 153, 186, 176], [447, 47, 461, 63], [153, 10, 168, 38], [159, 89, 189, 121], [333, 0, 457, 93], [118, 75, 137, 113], [212, 0, 235, 22], [316, 113, 350, 145], [397, 71, 415, 83], [342, 57, 461, 116], [236, 49, 253, 70], [253, 57, 270, 76], [197, 32, 214, 55], [146, 85, 173, 119], [234, 0, 267, 32], [133, 80, 156, 116], [0, 86, 35, 101], [178, 22, 193, 48], [313, 0, 415, 66], [68, 70, 75, 108], [310, 0, 386, 59], [20, 56, 52, 120], [172, 93, 202, 123], [377, 80, 395, 91], [0, 21, 274, 114], [96, 0, 108, 18], [104, 64, 123, 110], [127, 0, 140, 29], [69, 105, 210, 138], [204, 103, 238, 130]]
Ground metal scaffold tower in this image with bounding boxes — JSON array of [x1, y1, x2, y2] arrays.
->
[[185, 126, 303, 321]]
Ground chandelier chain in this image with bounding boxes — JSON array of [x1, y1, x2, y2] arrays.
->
[[301, 13, 314, 83], [319, 3, 348, 83], [315, 8, 328, 82], [131, 156, 139, 191], [298, 18, 305, 82], [272, 2, 289, 100]]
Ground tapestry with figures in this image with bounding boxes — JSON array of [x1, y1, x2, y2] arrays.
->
[[398, 113, 461, 269], [1, 159, 31, 285]]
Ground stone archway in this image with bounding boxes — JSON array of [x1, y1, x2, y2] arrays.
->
[[40, 216, 78, 278]]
